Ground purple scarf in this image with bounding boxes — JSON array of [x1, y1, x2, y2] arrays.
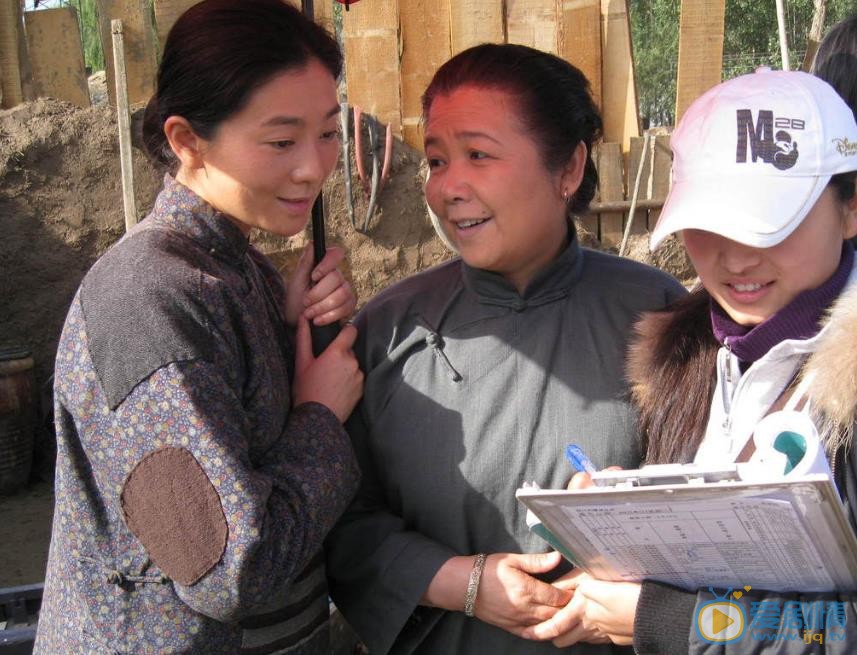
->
[[711, 242, 854, 365]]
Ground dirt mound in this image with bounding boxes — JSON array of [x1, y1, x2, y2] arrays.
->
[[1, 99, 162, 384], [623, 232, 697, 287]]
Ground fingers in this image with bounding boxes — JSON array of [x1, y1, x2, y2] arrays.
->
[[551, 567, 589, 591], [310, 245, 346, 283], [516, 550, 563, 575], [522, 597, 582, 641], [291, 321, 362, 421], [520, 590, 609, 646], [553, 622, 611, 648], [574, 579, 641, 637], [294, 313, 313, 372], [302, 246, 355, 325], [328, 323, 358, 352], [293, 243, 316, 284], [475, 553, 570, 634], [304, 276, 356, 325], [567, 472, 593, 490], [511, 552, 570, 608]]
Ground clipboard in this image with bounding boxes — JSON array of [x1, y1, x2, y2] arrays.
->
[[516, 471, 857, 592]]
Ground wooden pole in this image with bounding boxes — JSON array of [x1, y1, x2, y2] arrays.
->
[[675, 0, 725, 123], [590, 198, 665, 213], [600, 0, 640, 153], [595, 142, 625, 247], [400, 0, 451, 149], [619, 132, 650, 257], [0, 0, 23, 108], [802, 0, 826, 71], [560, 0, 602, 109], [775, 0, 790, 71], [111, 19, 138, 232]]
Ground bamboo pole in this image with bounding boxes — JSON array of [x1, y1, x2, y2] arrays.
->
[[111, 19, 138, 232]]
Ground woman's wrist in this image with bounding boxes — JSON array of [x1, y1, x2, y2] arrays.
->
[[420, 554, 486, 612]]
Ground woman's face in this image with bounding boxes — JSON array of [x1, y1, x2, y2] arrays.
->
[[423, 85, 581, 292], [179, 58, 340, 237], [682, 187, 857, 326]]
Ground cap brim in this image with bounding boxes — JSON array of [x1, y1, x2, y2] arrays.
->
[[650, 173, 830, 250]]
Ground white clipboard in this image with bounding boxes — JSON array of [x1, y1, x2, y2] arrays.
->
[[516, 472, 857, 592]]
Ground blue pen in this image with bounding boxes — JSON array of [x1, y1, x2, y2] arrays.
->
[[565, 444, 596, 474]]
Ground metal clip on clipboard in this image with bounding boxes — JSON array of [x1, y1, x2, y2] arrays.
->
[[590, 464, 743, 488]]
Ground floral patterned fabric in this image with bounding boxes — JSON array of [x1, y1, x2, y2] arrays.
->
[[35, 175, 360, 654]]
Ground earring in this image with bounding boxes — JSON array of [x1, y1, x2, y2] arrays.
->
[[562, 189, 570, 202]]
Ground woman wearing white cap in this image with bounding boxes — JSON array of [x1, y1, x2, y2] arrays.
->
[[521, 70, 857, 653]]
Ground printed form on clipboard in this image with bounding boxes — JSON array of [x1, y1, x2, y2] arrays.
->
[[516, 464, 857, 594]]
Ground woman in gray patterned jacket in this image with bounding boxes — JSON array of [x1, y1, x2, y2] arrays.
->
[[34, 1, 362, 653]]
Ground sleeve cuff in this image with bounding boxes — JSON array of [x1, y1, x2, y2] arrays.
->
[[633, 580, 696, 655]]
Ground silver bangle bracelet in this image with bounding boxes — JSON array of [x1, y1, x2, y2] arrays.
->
[[463, 553, 487, 618]]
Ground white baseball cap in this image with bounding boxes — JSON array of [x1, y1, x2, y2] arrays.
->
[[650, 69, 857, 250]]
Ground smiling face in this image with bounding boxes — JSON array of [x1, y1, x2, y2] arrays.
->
[[423, 85, 583, 293], [176, 59, 340, 237], [682, 187, 857, 326]]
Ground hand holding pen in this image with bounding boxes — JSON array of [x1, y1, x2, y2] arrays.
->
[[565, 444, 596, 490], [565, 444, 624, 489]]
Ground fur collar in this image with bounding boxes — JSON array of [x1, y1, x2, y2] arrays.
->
[[804, 281, 857, 450], [627, 288, 719, 464]]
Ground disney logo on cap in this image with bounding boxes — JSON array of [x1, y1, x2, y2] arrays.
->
[[833, 137, 857, 157], [735, 110, 803, 171]]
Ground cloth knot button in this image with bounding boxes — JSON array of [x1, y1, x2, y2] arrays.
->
[[106, 570, 125, 585]]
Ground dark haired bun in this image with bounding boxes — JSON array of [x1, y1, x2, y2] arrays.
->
[[141, 95, 174, 167]]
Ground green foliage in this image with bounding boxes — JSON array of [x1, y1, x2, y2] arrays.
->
[[630, 0, 679, 128], [67, 0, 103, 72], [631, 0, 856, 127]]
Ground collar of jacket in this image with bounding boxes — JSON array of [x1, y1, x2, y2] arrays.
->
[[460, 228, 584, 310], [149, 174, 251, 263]]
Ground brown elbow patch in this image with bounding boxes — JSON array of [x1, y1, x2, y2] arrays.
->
[[121, 447, 228, 586]]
